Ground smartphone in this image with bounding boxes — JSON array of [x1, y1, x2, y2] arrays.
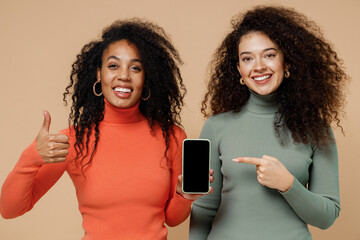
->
[[182, 139, 211, 194]]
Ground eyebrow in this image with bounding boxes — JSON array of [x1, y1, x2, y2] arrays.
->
[[106, 55, 142, 63], [239, 47, 278, 56]]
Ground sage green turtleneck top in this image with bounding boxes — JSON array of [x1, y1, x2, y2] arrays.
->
[[189, 91, 340, 240]]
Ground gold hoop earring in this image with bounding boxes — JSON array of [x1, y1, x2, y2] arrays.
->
[[93, 81, 102, 96], [240, 78, 245, 85], [141, 86, 151, 101], [284, 71, 290, 78]]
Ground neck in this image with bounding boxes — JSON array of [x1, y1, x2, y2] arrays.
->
[[244, 89, 278, 114], [102, 99, 145, 124]]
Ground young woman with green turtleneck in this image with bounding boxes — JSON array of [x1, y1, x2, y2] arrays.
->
[[190, 6, 348, 240]]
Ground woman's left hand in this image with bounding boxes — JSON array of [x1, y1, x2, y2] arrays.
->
[[232, 155, 294, 192], [176, 169, 214, 201]]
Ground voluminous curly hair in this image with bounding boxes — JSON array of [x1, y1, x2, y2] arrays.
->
[[63, 19, 186, 170], [202, 5, 349, 148]]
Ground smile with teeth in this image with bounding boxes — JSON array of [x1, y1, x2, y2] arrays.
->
[[253, 75, 271, 81], [114, 87, 132, 93]]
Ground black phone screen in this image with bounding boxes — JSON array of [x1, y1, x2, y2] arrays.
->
[[182, 139, 210, 193]]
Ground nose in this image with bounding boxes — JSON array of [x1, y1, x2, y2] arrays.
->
[[117, 68, 130, 81], [254, 59, 266, 72]]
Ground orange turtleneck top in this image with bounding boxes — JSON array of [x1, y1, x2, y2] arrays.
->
[[0, 100, 192, 240]]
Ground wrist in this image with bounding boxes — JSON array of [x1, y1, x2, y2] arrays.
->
[[176, 189, 183, 196], [280, 174, 294, 193]]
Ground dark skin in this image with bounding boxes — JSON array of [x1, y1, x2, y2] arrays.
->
[[36, 110, 69, 163]]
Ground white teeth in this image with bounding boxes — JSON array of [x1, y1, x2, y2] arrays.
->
[[253, 75, 271, 81], [114, 87, 132, 93]]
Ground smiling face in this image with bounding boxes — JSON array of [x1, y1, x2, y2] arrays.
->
[[237, 31, 287, 95], [97, 39, 145, 108]]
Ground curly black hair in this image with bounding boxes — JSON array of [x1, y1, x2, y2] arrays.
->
[[63, 18, 186, 171], [202, 5, 349, 149]]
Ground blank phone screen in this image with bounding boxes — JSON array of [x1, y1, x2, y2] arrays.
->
[[182, 139, 210, 193]]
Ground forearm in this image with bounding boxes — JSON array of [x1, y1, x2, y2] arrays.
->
[[0, 140, 67, 219], [165, 192, 192, 226], [0, 141, 45, 218], [164, 127, 193, 226], [281, 177, 340, 229]]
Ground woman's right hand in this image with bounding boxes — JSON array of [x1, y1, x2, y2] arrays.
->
[[176, 169, 215, 201], [36, 110, 70, 163]]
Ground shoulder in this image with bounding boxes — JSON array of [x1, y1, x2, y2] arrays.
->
[[166, 125, 186, 161], [311, 126, 337, 152], [209, 111, 239, 122], [171, 125, 187, 142], [203, 111, 240, 129]]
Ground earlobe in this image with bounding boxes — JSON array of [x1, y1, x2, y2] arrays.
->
[[237, 62, 245, 85], [284, 64, 291, 79]]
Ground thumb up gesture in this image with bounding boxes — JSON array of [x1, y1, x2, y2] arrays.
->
[[36, 111, 70, 163]]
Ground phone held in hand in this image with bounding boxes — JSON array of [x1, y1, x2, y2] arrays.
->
[[182, 139, 211, 194]]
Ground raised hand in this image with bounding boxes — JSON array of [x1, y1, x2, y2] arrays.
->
[[176, 169, 215, 201], [232, 155, 294, 192], [36, 111, 70, 163]]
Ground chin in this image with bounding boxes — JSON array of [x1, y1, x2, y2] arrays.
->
[[252, 90, 270, 95], [252, 86, 277, 95]]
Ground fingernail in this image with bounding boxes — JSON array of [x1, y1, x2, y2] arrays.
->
[[232, 159, 239, 162]]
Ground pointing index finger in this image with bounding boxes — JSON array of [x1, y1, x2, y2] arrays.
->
[[232, 157, 263, 166]]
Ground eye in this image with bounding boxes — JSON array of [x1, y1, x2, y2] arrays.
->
[[130, 65, 142, 72], [265, 53, 276, 58], [241, 56, 252, 62], [108, 64, 118, 69]]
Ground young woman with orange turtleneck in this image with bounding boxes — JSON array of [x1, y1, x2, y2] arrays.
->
[[0, 19, 212, 240]]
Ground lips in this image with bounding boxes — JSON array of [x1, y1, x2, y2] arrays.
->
[[114, 87, 132, 93], [252, 74, 271, 81], [113, 86, 133, 98], [252, 74, 272, 84]]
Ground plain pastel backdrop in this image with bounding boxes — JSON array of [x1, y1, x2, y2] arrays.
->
[[0, 0, 359, 239]]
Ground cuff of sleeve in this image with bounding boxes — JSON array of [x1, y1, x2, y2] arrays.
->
[[166, 190, 193, 214], [174, 191, 195, 204], [18, 139, 46, 168], [280, 177, 302, 198]]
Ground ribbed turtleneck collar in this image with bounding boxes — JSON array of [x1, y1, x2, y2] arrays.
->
[[244, 90, 278, 115], [102, 99, 146, 124]]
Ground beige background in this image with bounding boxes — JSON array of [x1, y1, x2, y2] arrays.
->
[[0, 0, 359, 239]]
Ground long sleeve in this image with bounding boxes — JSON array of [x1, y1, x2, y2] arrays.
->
[[165, 128, 193, 227], [281, 129, 340, 229], [189, 117, 223, 239], [0, 136, 69, 219]]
